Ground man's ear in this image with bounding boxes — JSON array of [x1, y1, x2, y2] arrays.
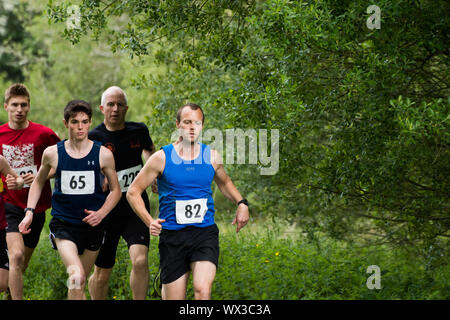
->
[[63, 119, 68, 128]]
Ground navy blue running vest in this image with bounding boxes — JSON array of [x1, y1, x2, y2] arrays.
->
[[51, 140, 106, 225], [157, 143, 215, 230]]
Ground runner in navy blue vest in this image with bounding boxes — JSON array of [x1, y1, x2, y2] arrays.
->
[[24, 100, 121, 300], [88, 86, 156, 300], [127, 103, 250, 300]]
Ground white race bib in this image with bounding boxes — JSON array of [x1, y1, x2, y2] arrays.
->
[[175, 198, 208, 224], [61, 170, 95, 195], [14, 165, 37, 188], [117, 164, 142, 192]]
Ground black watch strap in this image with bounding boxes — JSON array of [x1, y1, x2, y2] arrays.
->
[[237, 199, 249, 207], [24, 208, 35, 214]]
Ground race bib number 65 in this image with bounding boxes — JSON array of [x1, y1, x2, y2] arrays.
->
[[61, 170, 95, 195], [175, 198, 208, 224]]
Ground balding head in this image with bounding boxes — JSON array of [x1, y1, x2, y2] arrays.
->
[[101, 86, 128, 106], [100, 86, 129, 130]]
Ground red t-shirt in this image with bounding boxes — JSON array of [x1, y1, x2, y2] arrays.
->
[[0, 121, 60, 213]]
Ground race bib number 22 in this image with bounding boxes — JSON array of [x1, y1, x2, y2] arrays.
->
[[14, 165, 37, 188], [117, 164, 142, 192]]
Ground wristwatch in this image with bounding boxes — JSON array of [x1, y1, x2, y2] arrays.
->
[[237, 199, 249, 207], [24, 208, 35, 214]]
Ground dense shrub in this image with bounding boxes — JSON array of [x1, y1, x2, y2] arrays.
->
[[16, 219, 449, 300]]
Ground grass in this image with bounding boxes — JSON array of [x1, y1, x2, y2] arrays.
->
[[5, 213, 449, 300]]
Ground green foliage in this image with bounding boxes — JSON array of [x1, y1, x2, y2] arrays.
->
[[45, 0, 450, 251], [0, 3, 447, 300], [216, 221, 450, 300], [0, 1, 47, 82], [21, 220, 449, 300], [0, 1, 137, 136]]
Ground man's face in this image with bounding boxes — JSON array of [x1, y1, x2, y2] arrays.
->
[[176, 107, 204, 144], [100, 91, 128, 128], [4, 96, 30, 125], [64, 112, 91, 141]]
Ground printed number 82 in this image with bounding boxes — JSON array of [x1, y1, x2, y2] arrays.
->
[[185, 204, 201, 218]]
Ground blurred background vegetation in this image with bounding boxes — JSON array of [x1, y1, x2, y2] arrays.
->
[[0, 0, 448, 299]]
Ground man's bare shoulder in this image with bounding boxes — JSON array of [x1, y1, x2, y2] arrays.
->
[[42, 144, 58, 167], [151, 149, 165, 160], [43, 144, 58, 156], [100, 144, 113, 156], [209, 148, 224, 168], [145, 149, 165, 172], [99, 144, 115, 168]]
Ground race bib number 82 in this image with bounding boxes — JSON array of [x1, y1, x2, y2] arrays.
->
[[175, 198, 208, 224]]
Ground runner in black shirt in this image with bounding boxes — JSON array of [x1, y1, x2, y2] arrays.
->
[[88, 86, 156, 300]]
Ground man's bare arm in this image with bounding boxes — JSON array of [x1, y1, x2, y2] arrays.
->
[[83, 146, 121, 227], [212, 149, 249, 233], [127, 150, 165, 231], [21, 146, 56, 234]]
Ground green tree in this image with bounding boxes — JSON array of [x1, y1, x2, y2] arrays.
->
[[0, 1, 47, 82], [47, 0, 449, 254], [1, 0, 134, 135]]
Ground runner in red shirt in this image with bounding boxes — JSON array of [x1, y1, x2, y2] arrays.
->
[[1, 83, 60, 299]]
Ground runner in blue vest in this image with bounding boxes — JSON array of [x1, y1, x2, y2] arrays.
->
[[127, 103, 249, 300], [23, 100, 121, 299]]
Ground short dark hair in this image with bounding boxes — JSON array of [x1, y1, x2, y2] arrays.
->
[[4, 83, 30, 104], [176, 103, 205, 123], [64, 100, 92, 122]]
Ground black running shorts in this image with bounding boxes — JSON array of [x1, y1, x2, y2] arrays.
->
[[158, 224, 219, 284], [0, 229, 8, 270], [5, 202, 45, 249], [49, 217, 105, 255], [95, 207, 150, 269]]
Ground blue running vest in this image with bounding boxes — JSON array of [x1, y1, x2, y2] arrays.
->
[[51, 140, 106, 225], [157, 143, 215, 230]]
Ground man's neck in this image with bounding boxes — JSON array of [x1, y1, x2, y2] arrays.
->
[[65, 139, 92, 158], [8, 120, 29, 130], [174, 138, 200, 160], [104, 121, 125, 131]]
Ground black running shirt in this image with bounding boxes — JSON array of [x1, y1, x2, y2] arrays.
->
[[89, 121, 154, 208]]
